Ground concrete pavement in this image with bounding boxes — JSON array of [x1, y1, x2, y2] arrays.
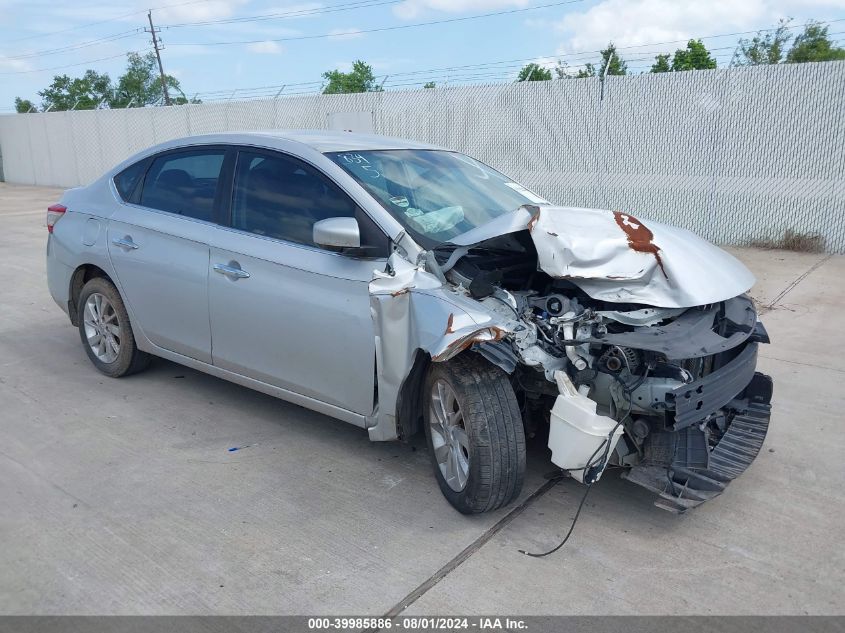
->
[[0, 183, 842, 615]]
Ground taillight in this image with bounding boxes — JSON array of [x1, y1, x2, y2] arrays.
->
[[46, 204, 66, 233]]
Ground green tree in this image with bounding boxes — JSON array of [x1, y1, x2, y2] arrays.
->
[[786, 22, 845, 63], [112, 52, 188, 107], [423, 81, 436, 89], [517, 63, 552, 81], [651, 40, 717, 73], [650, 53, 671, 73], [571, 44, 627, 78], [12, 52, 199, 111], [14, 97, 36, 113], [733, 19, 792, 65], [322, 60, 382, 94], [553, 60, 578, 78], [671, 39, 717, 71], [600, 43, 627, 76], [38, 70, 113, 111]]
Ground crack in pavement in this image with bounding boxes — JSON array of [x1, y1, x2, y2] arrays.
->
[[759, 354, 845, 374], [370, 477, 561, 629], [760, 254, 833, 315]]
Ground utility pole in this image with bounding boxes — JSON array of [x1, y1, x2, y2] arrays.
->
[[600, 51, 614, 101], [146, 11, 172, 106]]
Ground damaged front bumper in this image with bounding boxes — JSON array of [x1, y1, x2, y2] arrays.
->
[[621, 343, 773, 513], [368, 204, 773, 513]]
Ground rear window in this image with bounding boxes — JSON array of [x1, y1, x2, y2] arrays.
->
[[113, 160, 147, 202], [139, 150, 225, 222]]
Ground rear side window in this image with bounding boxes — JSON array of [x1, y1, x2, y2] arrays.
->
[[140, 150, 225, 221], [231, 150, 358, 246], [113, 160, 147, 202]]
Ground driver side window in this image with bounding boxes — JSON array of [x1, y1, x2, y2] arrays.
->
[[231, 150, 380, 251]]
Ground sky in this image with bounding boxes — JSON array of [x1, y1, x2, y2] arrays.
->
[[1, 0, 845, 110]]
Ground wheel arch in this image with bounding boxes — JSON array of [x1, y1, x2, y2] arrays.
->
[[396, 348, 505, 441], [395, 349, 431, 441], [68, 264, 115, 327]]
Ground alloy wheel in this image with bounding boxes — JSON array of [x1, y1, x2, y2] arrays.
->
[[429, 379, 470, 492], [83, 292, 121, 364]]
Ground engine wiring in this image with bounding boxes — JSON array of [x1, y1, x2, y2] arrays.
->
[[519, 480, 594, 558]]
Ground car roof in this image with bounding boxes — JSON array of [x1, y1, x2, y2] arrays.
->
[[181, 129, 446, 153]]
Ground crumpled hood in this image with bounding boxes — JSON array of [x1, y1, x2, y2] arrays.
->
[[450, 205, 756, 309]]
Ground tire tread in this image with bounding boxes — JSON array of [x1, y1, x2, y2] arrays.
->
[[77, 277, 151, 378], [425, 354, 525, 514]]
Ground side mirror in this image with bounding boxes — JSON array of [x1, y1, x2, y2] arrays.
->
[[313, 217, 361, 249]]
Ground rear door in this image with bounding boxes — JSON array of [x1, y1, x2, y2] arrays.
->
[[107, 147, 230, 363]]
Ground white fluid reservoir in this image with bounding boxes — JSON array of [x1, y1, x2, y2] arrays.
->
[[548, 371, 624, 484]]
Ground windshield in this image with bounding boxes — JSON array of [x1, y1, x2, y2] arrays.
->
[[326, 149, 549, 247]]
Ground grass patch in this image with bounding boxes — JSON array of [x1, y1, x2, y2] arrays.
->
[[750, 229, 825, 253]]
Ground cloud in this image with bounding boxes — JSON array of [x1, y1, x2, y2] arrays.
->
[[548, 0, 845, 66], [392, 0, 529, 20], [246, 40, 284, 54], [156, 0, 249, 23], [327, 27, 364, 40], [553, 0, 772, 56], [0, 55, 30, 71]]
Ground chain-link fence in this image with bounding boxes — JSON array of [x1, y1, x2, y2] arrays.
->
[[1, 61, 843, 251]]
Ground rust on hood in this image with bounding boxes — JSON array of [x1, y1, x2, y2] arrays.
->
[[613, 211, 668, 280], [444, 313, 456, 334]]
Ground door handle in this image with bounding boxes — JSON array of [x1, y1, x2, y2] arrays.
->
[[112, 236, 139, 250], [213, 263, 250, 279]]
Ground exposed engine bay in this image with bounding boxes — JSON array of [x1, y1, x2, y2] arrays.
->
[[369, 205, 773, 513], [441, 228, 771, 512]]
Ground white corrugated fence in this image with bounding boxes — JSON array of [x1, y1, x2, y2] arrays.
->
[[1, 61, 843, 251]]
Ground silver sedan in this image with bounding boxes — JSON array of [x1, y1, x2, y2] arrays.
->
[[46, 130, 772, 514]]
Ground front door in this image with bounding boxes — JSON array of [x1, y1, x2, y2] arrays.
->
[[207, 148, 388, 415]]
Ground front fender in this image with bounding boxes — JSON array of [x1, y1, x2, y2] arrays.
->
[[367, 253, 510, 441]]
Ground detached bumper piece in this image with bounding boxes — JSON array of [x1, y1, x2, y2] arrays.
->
[[623, 345, 773, 514]]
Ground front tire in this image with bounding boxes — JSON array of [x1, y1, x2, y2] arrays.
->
[[424, 354, 526, 514], [77, 277, 151, 377]]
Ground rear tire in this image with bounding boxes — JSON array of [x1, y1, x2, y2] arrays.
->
[[77, 277, 151, 377], [424, 354, 525, 514]]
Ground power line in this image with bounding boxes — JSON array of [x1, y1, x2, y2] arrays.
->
[[163, 0, 405, 28], [1, 0, 402, 61], [4, 11, 842, 86], [2, 30, 141, 61], [183, 29, 845, 100], [7, 28, 840, 82], [3, 0, 214, 44], [167, 0, 591, 46], [0, 52, 136, 76], [564, 17, 845, 54], [10, 15, 841, 63], [163, 12, 845, 57]]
